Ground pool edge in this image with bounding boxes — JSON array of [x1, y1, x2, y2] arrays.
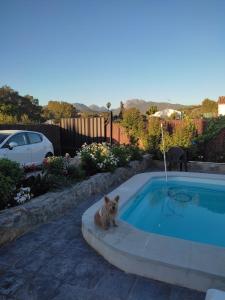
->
[[82, 172, 225, 292]]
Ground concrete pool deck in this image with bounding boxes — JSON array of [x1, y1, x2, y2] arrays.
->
[[82, 172, 225, 292]]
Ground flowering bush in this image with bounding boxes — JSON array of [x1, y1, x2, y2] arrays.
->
[[14, 187, 33, 204], [43, 156, 66, 175], [126, 145, 143, 161], [78, 143, 119, 174], [43, 153, 71, 174], [111, 144, 132, 167], [78, 143, 143, 174], [42, 153, 84, 179], [0, 144, 143, 211]]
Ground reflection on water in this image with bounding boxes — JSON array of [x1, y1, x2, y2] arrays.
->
[[148, 184, 225, 215], [149, 186, 199, 217]]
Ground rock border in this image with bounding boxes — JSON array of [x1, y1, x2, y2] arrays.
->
[[0, 154, 152, 247], [152, 159, 225, 174]]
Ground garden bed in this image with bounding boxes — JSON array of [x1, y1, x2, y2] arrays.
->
[[0, 154, 151, 247]]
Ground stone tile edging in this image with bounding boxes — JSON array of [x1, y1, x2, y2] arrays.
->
[[0, 154, 152, 247], [152, 159, 225, 174]]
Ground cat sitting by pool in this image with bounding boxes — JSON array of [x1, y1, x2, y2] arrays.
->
[[94, 195, 119, 230]]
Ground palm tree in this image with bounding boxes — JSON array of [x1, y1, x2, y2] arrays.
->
[[106, 102, 111, 111]]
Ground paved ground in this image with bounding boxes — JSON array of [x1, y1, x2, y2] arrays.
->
[[0, 192, 205, 300]]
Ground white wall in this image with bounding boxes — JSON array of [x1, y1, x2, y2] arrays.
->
[[218, 104, 225, 116]]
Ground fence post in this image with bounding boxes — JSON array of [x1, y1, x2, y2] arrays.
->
[[110, 111, 113, 146]]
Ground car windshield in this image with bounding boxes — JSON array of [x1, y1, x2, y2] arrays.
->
[[0, 133, 10, 144]]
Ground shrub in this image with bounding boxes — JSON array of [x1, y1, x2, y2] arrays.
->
[[190, 117, 225, 162], [0, 158, 24, 186], [172, 119, 197, 148], [24, 172, 69, 197], [14, 187, 32, 204], [159, 130, 174, 152], [0, 174, 14, 210], [0, 159, 24, 209], [78, 143, 119, 175], [111, 144, 131, 167], [159, 120, 197, 153], [66, 165, 85, 180], [147, 117, 162, 156], [78, 143, 143, 175], [196, 116, 225, 144], [43, 156, 65, 175], [127, 145, 143, 161], [120, 108, 145, 145], [24, 174, 52, 197]]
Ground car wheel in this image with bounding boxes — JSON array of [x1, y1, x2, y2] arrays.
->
[[45, 152, 53, 158]]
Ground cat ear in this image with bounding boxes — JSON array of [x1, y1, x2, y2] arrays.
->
[[104, 195, 110, 203], [114, 195, 120, 202]]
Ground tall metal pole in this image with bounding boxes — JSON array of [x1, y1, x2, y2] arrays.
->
[[106, 102, 112, 146], [161, 123, 168, 182], [110, 110, 113, 146]]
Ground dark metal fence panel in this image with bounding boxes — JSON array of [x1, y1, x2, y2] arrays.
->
[[60, 117, 107, 155]]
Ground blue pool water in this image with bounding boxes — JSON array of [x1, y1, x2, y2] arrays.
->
[[120, 177, 225, 248]]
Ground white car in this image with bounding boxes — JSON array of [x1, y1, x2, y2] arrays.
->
[[0, 130, 54, 166]]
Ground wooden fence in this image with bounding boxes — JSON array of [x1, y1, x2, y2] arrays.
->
[[0, 117, 128, 157], [60, 117, 108, 155], [0, 118, 209, 157]]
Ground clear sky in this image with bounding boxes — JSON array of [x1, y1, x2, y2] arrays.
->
[[0, 0, 225, 108]]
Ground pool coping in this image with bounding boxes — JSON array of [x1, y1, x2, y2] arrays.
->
[[82, 172, 225, 292]]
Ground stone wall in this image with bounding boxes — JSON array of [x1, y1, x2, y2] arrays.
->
[[152, 159, 225, 174], [0, 154, 152, 247], [188, 161, 225, 173]]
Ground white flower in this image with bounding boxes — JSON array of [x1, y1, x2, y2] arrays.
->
[[14, 187, 33, 204]]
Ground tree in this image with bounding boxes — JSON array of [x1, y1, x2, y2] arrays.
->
[[24, 95, 39, 106], [118, 101, 125, 119], [121, 108, 145, 144], [0, 85, 42, 123], [42, 100, 77, 122], [147, 117, 161, 154], [201, 98, 217, 116], [169, 111, 180, 120], [0, 113, 18, 124], [159, 119, 196, 152], [106, 102, 111, 111], [183, 99, 217, 119], [146, 105, 157, 116], [172, 120, 196, 148]]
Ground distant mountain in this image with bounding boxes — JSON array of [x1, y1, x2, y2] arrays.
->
[[74, 99, 187, 115], [89, 104, 108, 112], [73, 103, 92, 112], [121, 99, 186, 114], [73, 103, 108, 113]]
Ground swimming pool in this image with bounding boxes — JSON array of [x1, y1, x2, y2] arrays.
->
[[82, 172, 225, 291], [120, 177, 225, 248]]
